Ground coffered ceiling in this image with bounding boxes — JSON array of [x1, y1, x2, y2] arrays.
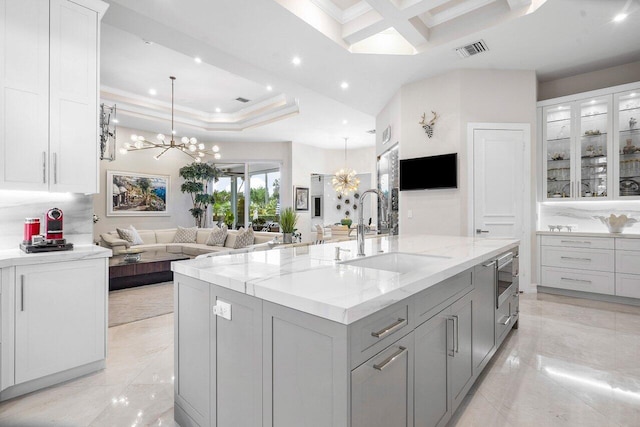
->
[[101, 0, 640, 148]]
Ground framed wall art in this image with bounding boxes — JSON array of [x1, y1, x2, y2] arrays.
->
[[294, 186, 309, 211], [107, 171, 170, 216]]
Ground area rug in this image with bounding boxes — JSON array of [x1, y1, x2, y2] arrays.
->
[[108, 282, 174, 327]]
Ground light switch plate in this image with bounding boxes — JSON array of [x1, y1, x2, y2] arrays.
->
[[213, 300, 232, 320]]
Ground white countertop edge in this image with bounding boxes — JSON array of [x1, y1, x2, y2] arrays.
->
[[0, 245, 112, 268], [536, 231, 640, 238], [172, 237, 519, 324]]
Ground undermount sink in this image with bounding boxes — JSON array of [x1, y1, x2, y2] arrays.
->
[[340, 252, 450, 274]]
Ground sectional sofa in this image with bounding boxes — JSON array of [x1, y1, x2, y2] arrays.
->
[[100, 227, 279, 257]]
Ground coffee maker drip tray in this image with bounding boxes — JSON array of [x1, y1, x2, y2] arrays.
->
[[20, 240, 74, 253]]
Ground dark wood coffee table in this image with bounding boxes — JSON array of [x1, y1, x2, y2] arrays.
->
[[109, 250, 190, 291]]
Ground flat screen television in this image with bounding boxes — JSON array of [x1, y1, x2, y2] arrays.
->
[[399, 153, 457, 191]]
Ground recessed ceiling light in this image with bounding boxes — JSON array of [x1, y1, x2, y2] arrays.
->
[[194, 57, 202, 64], [590, 100, 596, 104], [149, 88, 157, 96], [340, 82, 349, 90], [613, 13, 628, 22], [342, 119, 348, 125], [112, 119, 119, 123], [292, 56, 301, 66], [215, 107, 221, 113], [266, 85, 273, 91], [631, 93, 637, 97]]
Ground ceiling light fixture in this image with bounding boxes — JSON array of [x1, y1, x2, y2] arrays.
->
[[119, 76, 221, 163], [332, 137, 360, 196], [613, 13, 628, 22], [194, 57, 202, 64], [148, 88, 157, 96], [342, 119, 348, 125], [292, 56, 301, 66], [266, 85, 273, 91], [340, 82, 349, 90], [215, 107, 221, 113]]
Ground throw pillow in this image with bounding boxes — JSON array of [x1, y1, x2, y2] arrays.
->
[[205, 225, 228, 246], [116, 225, 144, 246], [173, 226, 198, 243], [233, 227, 255, 249]]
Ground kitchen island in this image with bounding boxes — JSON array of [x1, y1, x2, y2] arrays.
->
[[171, 234, 519, 427]]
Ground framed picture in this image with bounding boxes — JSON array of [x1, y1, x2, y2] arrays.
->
[[294, 186, 309, 211], [107, 171, 170, 216]]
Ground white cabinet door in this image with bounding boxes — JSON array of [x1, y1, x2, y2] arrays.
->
[[0, 0, 50, 191], [14, 259, 106, 384], [49, 0, 98, 194]]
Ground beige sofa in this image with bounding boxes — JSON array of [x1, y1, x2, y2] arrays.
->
[[100, 228, 278, 257]]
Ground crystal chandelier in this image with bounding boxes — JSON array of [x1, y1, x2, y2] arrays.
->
[[119, 76, 221, 163], [332, 137, 360, 195]]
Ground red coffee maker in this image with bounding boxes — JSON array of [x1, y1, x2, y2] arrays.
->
[[46, 208, 64, 240], [20, 208, 73, 253]]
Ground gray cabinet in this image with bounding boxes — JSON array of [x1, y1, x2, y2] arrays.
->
[[472, 261, 495, 372], [174, 274, 262, 427], [415, 291, 473, 427], [351, 333, 414, 427]]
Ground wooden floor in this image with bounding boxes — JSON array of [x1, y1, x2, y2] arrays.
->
[[108, 281, 174, 327]]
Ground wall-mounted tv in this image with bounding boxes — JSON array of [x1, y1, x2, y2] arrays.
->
[[399, 153, 458, 191]]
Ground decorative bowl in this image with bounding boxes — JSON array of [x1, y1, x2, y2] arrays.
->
[[593, 214, 638, 233]]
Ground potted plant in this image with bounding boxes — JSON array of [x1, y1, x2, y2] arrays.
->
[[179, 162, 221, 228], [280, 207, 298, 244], [224, 211, 234, 229]]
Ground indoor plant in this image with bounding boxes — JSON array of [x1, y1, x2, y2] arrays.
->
[[280, 207, 298, 243], [179, 162, 221, 228]]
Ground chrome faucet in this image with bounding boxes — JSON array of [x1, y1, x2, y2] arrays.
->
[[357, 189, 387, 257]]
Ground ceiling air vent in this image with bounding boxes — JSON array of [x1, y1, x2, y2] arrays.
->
[[365, 129, 376, 134], [455, 40, 489, 58], [235, 97, 250, 103]]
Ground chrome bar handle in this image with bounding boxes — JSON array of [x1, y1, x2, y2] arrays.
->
[[482, 260, 496, 267], [500, 315, 512, 326], [560, 240, 592, 244], [560, 256, 592, 261], [21, 274, 25, 311], [42, 152, 47, 183], [371, 318, 406, 339], [561, 277, 592, 284], [373, 346, 407, 371], [53, 152, 57, 184], [453, 315, 459, 353], [476, 229, 489, 234], [447, 317, 455, 357]]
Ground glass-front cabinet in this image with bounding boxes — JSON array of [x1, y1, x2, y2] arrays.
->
[[543, 97, 612, 200], [614, 90, 640, 199]]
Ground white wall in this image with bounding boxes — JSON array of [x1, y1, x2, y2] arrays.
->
[[376, 91, 402, 156], [386, 69, 536, 238], [538, 60, 640, 101], [292, 143, 376, 242], [93, 127, 292, 239]]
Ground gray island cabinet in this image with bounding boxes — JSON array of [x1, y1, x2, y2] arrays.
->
[[171, 235, 519, 427]]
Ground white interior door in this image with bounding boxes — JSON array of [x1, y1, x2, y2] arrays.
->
[[470, 124, 531, 290], [473, 129, 524, 238]]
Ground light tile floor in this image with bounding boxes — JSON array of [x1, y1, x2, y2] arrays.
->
[[1, 293, 640, 426]]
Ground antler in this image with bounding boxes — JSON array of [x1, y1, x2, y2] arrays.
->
[[428, 111, 439, 126], [418, 113, 426, 125]]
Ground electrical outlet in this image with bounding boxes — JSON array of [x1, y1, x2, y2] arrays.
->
[[213, 300, 232, 320]]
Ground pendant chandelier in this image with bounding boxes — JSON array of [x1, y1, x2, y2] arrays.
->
[[119, 76, 221, 163], [332, 137, 360, 195]]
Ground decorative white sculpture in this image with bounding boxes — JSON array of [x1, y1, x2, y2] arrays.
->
[[593, 214, 638, 233]]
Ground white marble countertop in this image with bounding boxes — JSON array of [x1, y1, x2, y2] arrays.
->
[[0, 244, 112, 268], [536, 231, 640, 238], [172, 235, 519, 324]]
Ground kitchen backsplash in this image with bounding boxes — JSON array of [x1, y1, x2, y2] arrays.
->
[[539, 201, 640, 234], [0, 190, 93, 250]]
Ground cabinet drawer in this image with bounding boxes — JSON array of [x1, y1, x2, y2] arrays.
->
[[541, 247, 614, 272], [541, 235, 614, 250], [616, 251, 640, 275], [541, 267, 614, 295], [616, 273, 640, 299], [415, 270, 473, 325], [349, 302, 410, 368], [615, 238, 640, 252]]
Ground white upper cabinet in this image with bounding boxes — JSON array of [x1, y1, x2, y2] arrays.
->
[[0, 0, 106, 194], [540, 81, 640, 201]]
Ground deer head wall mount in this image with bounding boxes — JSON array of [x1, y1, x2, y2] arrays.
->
[[419, 111, 439, 138]]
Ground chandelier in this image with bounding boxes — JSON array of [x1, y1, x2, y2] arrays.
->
[[332, 137, 360, 195], [119, 76, 221, 163]]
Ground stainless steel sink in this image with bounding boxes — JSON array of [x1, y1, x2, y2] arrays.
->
[[340, 252, 450, 274]]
